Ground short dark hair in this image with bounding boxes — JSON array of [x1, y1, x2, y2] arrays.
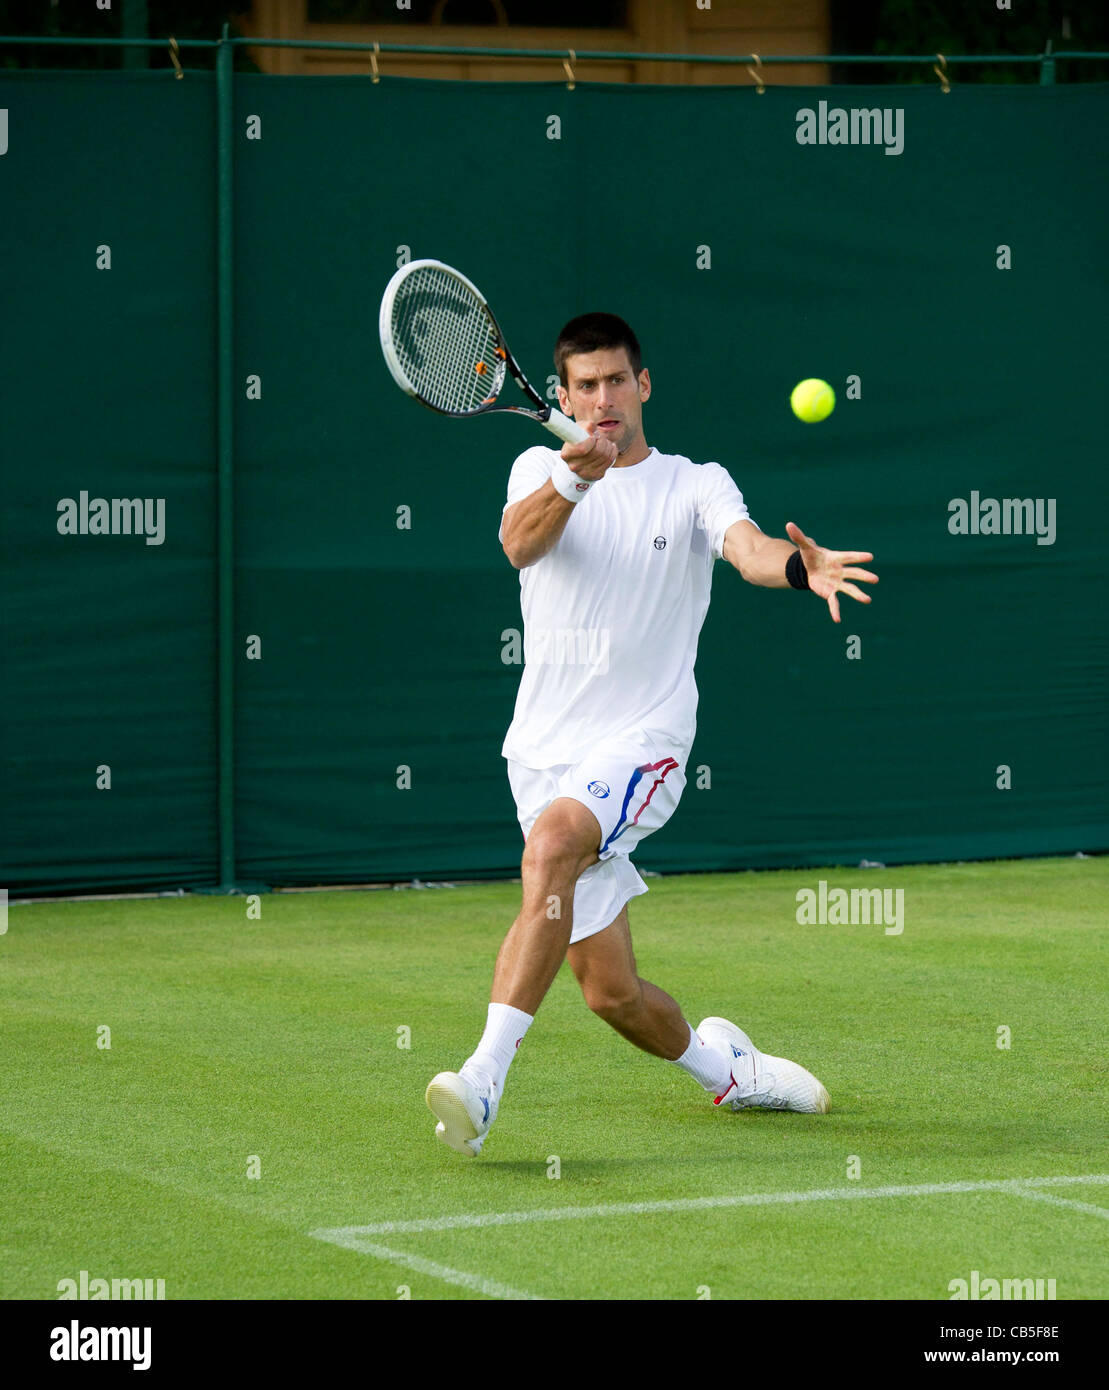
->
[[554, 312, 642, 387]]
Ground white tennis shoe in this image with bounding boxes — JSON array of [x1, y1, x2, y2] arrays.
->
[[697, 1016, 831, 1114], [425, 1069, 499, 1156]]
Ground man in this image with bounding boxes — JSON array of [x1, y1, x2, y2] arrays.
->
[[426, 313, 878, 1156]]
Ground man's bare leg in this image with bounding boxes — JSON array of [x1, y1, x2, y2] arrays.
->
[[490, 796, 603, 1015], [566, 906, 691, 1060], [566, 909, 831, 1112], [425, 796, 604, 1154]]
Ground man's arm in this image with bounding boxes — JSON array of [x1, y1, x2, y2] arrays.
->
[[722, 518, 878, 624], [722, 520, 795, 587], [501, 427, 618, 570], [501, 479, 576, 572]]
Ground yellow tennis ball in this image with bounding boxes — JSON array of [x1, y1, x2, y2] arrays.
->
[[790, 378, 835, 423]]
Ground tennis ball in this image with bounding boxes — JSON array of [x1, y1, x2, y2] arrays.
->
[[790, 378, 835, 423]]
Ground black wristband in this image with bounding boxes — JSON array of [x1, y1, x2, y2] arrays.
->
[[785, 548, 810, 590]]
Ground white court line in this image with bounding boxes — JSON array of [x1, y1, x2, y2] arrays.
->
[[309, 1174, 1109, 1301], [315, 1231, 543, 1301], [1006, 1188, 1109, 1221], [313, 1173, 1109, 1240]]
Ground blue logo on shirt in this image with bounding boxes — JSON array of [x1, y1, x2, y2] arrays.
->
[[587, 781, 610, 798]]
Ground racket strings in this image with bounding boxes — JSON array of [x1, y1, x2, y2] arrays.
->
[[391, 265, 504, 413]]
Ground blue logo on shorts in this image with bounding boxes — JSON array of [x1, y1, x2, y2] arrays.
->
[[587, 781, 610, 798]]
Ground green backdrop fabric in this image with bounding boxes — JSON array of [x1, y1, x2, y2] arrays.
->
[[3, 70, 1106, 893], [3, 72, 218, 892]]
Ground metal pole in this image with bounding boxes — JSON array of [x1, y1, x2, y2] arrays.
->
[[0, 35, 1105, 72], [1040, 39, 1056, 85], [216, 24, 236, 890]]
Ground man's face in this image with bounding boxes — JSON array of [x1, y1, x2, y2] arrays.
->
[[556, 348, 651, 458]]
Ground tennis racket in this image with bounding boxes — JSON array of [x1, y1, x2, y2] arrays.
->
[[378, 259, 588, 445]]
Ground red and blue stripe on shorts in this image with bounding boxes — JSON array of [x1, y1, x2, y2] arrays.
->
[[600, 757, 680, 854]]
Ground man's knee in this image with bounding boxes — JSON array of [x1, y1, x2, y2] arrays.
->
[[583, 977, 643, 1026], [522, 807, 598, 883]]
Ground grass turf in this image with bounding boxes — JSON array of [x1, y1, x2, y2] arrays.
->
[[1, 857, 1105, 1300]]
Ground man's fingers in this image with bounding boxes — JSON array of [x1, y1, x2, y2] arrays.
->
[[841, 567, 879, 584], [561, 434, 617, 470], [827, 592, 841, 624], [562, 424, 606, 454], [563, 437, 600, 459], [839, 582, 871, 604], [583, 442, 618, 472], [786, 524, 874, 567]]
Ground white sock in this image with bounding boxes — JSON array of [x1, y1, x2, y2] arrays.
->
[[672, 1022, 734, 1096], [461, 1002, 534, 1095]]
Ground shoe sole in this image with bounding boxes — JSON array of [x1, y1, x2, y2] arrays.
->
[[697, 1017, 831, 1114], [426, 1072, 483, 1157]]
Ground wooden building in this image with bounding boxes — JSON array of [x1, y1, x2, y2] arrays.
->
[[238, 0, 832, 85]]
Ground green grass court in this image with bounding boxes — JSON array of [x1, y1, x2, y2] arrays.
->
[[3, 857, 1105, 1301]]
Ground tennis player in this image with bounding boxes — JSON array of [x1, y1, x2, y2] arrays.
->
[[426, 313, 878, 1155]]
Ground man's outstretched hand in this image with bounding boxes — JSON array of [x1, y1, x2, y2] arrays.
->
[[785, 521, 878, 624]]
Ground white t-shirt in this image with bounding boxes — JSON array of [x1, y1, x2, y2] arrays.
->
[[500, 445, 756, 769]]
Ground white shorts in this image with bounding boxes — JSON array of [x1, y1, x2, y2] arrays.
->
[[507, 733, 686, 946]]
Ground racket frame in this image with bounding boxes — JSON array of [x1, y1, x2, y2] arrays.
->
[[379, 259, 587, 445]]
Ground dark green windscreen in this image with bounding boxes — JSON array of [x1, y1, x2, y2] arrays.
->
[[3, 71, 1106, 892], [2, 72, 218, 892]]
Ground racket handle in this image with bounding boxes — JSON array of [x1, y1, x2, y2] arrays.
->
[[542, 409, 589, 445]]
